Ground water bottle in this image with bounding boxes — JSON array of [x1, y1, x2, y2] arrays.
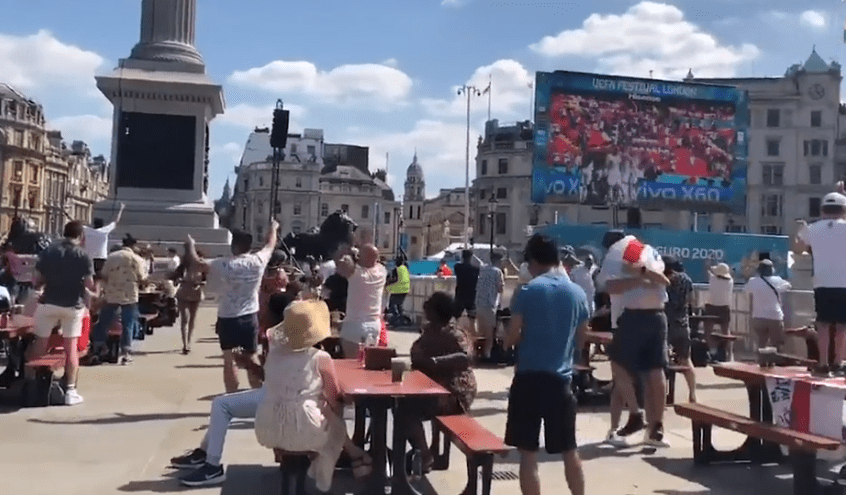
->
[[357, 337, 366, 367]]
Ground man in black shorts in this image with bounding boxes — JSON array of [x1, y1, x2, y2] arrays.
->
[[191, 220, 278, 393], [505, 234, 588, 495], [663, 255, 697, 402], [453, 249, 479, 318]]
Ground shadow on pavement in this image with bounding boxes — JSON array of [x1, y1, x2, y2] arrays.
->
[[117, 470, 182, 493], [643, 456, 802, 495], [577, 441, 659, 462], [29, 412, 209, 425]]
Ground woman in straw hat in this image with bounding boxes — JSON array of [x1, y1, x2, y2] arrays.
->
[[703, 260, 734, 361], [254, 299, 371, 493]]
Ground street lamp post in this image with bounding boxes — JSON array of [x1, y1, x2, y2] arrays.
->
[[487, 196, 498, 259], [241, 196, 248, 229], [426, 223, 431, 257], [457, 85, 482, 248]]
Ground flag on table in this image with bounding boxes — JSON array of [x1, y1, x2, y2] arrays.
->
[[766, 376, 846, 458]]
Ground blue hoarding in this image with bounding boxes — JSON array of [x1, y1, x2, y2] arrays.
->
[[538, 224, 788, 284], [532, 71, 749, 213]]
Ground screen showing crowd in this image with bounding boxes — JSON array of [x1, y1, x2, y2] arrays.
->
[[546, 91, 737, 205]]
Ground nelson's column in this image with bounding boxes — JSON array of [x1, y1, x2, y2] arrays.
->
[[93, 0, 231, 255]]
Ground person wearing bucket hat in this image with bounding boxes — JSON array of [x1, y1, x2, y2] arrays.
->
[[794, 189, 846, 376], [255, 299, 369, 492], [703, 260, 734, 361]]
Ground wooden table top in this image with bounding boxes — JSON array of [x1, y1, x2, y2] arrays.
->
[[713, 361, 846, 389], [334, 359, 450, 398], [0, 315, 35, 336]]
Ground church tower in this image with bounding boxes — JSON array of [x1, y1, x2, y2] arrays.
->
[[404, 152, 426, 260]]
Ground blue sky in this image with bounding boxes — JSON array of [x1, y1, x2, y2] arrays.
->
[[0, 0, 844, 200]]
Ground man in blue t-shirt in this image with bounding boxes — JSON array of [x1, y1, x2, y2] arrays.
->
[[504, 234, 589, 495]]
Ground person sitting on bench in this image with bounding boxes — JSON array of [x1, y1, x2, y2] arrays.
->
[[394, 291, 477, 473]]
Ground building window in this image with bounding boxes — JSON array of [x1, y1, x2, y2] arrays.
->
[[811, 111, 822, 128], [766, 109, 780, 127], [14, 130, 23, 146], [243, 179, 249, 190], [295, 177, 302, 188], [321, 203, 329, 217], [481, 160, 487, 175], [762, 164, 783, 186], [341, 204, 349, 213], [478, 214, 486, 235], [384, 211, 391, 224], [479, 189, 486, 200], [497, 187, 507, 199], [361, 204, 369, 219], [803, 139, 829, 157], [766, 139, 780, 157], [809, 197, 822, 218], [408, 205, 412, 219], [257, 225, 264, 237], [416, 206, 421, 219], [13, 161, 23, 181], [809, 164, 822, 185], [257, 202, 264, 214], [760, 194, 783, 217], [307, 145, 316, 156], [290, 144, 298, 154], [495, 212, 506, 235], [411, 236, 418, 245], [760, 225, 782, 235], [498, 158, 508, 174], [28, 164, 38, 184], [293, 203, 302, 215]]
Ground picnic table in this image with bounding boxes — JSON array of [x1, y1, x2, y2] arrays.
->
[[0, 315, 36, 383], [675, 361, 844, 494], [334, 359, 450, 495]]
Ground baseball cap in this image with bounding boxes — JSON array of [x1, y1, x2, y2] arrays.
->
[[823, 192, 846, 207]]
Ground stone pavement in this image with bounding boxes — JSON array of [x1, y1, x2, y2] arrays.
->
[[0, 305, 842, 495]]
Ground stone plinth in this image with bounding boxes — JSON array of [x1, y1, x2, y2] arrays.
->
[[93, 0, 230, 256]]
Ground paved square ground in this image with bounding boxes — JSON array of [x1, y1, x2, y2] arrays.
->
[[1, 305, 842, 494]]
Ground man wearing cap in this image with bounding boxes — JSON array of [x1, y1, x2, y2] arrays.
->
[[744, 259, 790, 350], [794, 190, 846, 375], [597, 230, 671, 447], [90, 233, 148, 365], [702, 259, 734, 361]]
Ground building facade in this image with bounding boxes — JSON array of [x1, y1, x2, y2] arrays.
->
[[693, 48, 843, 235], [232, 128, 401, 255], [0, 84, 109, 237], [403, 154, 426, 259], [421, 187, 467, 257]]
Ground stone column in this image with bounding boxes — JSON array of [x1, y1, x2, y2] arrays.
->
[[130, 0, 204, 67]]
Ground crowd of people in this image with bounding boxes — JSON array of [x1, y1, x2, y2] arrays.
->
[[16, 181, 846, 495], [546, 92, 737, 205]]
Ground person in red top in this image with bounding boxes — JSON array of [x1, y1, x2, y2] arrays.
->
[[435, 259, 453, 277]]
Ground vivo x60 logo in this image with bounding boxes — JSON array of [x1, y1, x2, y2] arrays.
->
[[636, 183, 726, 202], [545, 177, 580, 195]]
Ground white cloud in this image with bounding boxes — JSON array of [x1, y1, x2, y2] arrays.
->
[[530, 1, 759, 79], [49, 114, 112, 146], [0, 30, 104, 95], [343, 119, 481, 197], [211, 141, 243, 172], [214, 102, 307, 131], [421, 59, 534, 119], [799, 10, 827, 29], [228, 61, 413, 109], [441, 0, 466, 7], [381, 58, 399, 68]]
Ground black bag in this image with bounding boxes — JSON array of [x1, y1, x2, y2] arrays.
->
[[690, 338, 710, 368]]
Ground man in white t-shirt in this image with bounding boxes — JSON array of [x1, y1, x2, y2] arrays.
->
[[335, 243, 386, 357], [193, 220, 278, 392], [570, 254, 598, 314], [744, 260, 790, 350], [83, 202, 124, 277], [794, 191, 846, 375]]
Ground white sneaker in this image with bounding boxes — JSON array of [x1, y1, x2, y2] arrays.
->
[[64, 389, 84, 406], [606, 429, 628, 447]]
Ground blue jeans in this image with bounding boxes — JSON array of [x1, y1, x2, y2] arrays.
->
[[93, 303, 139, 352]]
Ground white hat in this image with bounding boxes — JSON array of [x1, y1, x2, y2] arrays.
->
[[710, 263, 732, 280], [823, 192, 846, 207]]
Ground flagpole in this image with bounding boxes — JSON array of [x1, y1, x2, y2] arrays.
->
[[487, 75, 492, 121]]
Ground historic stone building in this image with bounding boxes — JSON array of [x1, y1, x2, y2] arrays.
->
[[420, 187, 467, 257], [0, 84, 109, 237], [233, 128, 401, 255]]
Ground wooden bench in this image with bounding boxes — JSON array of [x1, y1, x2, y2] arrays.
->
[[430, 414, 509, 495], [664, 364, 692, 405], [22, 351, 65, 407], [675, 403, 840, 495], [272, 449, 316, 495], [711, 333, 738, 362]]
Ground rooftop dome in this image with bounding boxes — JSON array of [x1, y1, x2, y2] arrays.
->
[[803, 48, 830, 73], [406, 151, 424, 179]]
